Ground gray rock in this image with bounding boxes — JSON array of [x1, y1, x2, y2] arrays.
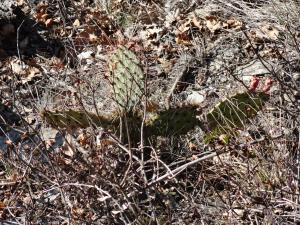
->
[[293, 72, 300, 81], [235, 60, 279, 81], [0, 0, 16, 20], [40, 127, 63, 151], [186, 91, 206, 106]]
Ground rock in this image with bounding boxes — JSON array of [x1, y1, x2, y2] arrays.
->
[[40, 127, 63, 151], [0, 0, 16, 20], [77, 50, 95, 61], [186, 91, 206, 106], [235, 60, 280, 81]]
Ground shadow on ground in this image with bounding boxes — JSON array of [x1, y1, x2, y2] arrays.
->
[[0, 5, 63, 60]]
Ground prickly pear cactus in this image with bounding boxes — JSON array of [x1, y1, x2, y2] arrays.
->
[[109, 46, 144, 113], [41, 46, 203, 141], [203, 91, 269, 143], [41, 106, 201, 138], [41, 109, 118, 130]]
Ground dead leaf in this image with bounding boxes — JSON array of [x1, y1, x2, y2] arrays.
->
[[72, 207, 85, 217], [175, 19, 193, 44], [205, 15, 222, 33], [192, 16, 204, 31], [188, 142, 197, 151], [146, 100, 160, 112], [45, 18, 54, 28], [251, 24, 280, 42], [10, 59, 28, 75], [78, 133, 90, 146], [224, 19, 243, 30], [5, 139, 13, 146], [89, 33, 98, 42], [73, 19, 80, 27], [261, 25, 279, 40]]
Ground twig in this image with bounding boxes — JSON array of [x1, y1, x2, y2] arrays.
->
[[165, 54, 193, 109], [147, 149, 225, 187], [165, 72, 184, 109], [16, 20, 25, 67], [0, 181, 17, 186], [108, 134, 140, 162]]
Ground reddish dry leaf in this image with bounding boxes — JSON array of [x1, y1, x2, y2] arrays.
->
[[78, 133, 90, 146], [72, 207, 85, 217], [0, 202, 6, 209], [5, 139, 13, 146], [45, 18, 54, 28], [175, 19, 193, 44]]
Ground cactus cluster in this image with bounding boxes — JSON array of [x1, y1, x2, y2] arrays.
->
[[109, 46, 144, 113], [41, 45, 271, 144]]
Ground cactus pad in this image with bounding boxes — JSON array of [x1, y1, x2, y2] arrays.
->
[[109, 46, 144, 113], [41, 109, 118, 130], [204, 91, 269, 143], [41, 106, 202, 138]]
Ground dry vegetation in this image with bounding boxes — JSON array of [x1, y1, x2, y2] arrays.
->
[[0, 0, 299, 224]]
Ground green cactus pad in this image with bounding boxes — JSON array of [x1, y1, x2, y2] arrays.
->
[[41, 106, 201, 139], [204, 91, 269, 143], [41, 109, 118, 130], [109, 46, 144, 113]]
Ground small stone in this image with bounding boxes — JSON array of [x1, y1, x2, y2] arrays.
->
[[186, 91, 205, 106], [293, 73, 300, 81], [77, 50, 95, 62]]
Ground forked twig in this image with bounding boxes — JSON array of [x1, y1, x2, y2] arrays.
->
[[147, 149, 226, 187]]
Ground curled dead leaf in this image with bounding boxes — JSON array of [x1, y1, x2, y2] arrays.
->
[[176, 19, 193, 44], [224, 19, 243, 30], [205, 15, 222, 33], [73, 19, 80, 27]]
